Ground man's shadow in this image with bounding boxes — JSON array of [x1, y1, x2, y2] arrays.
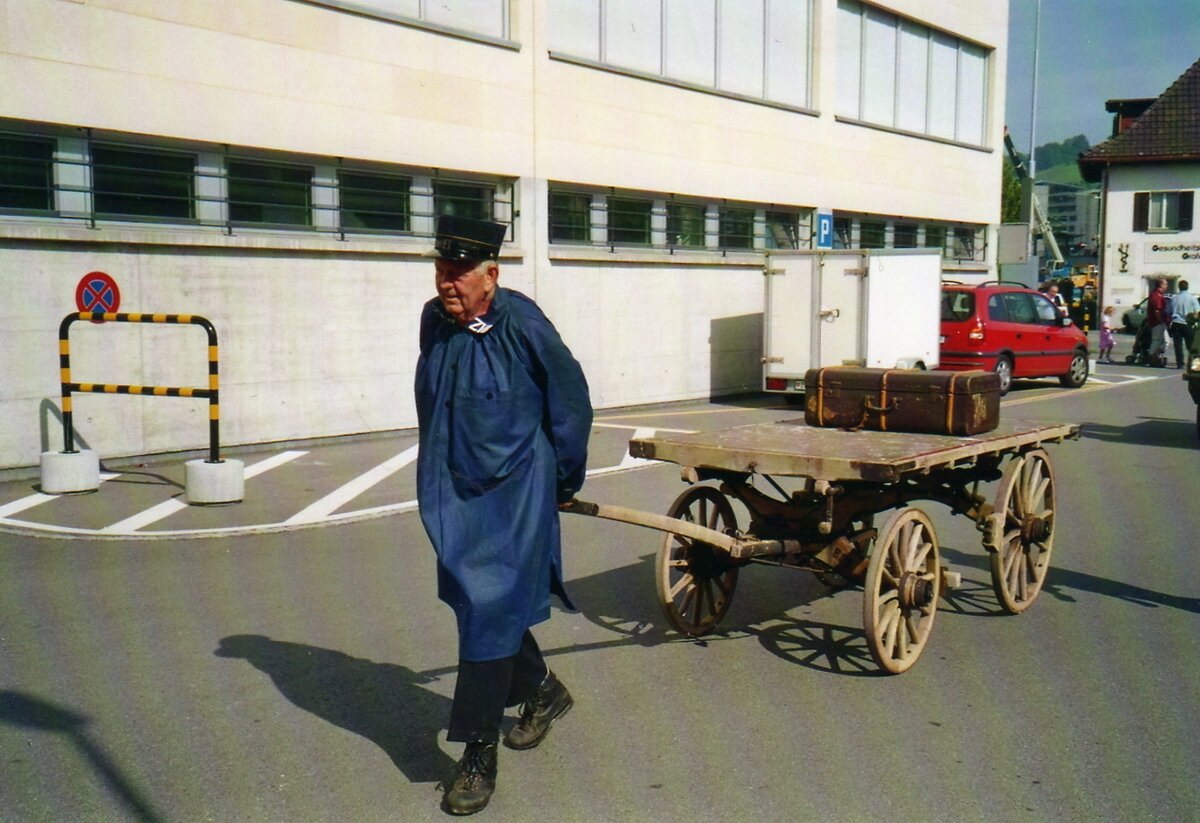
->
[[214, 635, 455, 784]]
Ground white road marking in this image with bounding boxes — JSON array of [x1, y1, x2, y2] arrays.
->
[[285, 445, 419, 525], [99, 451, 307, 533], [619, 427, 658, 469], [0, 472, 120, 517]]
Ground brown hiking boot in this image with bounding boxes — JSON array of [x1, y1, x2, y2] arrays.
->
[[442, 741, 497, 816], [503, 671, 573, 750]]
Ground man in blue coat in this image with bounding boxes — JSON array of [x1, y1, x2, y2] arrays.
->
[[415, 215, 592, 815]]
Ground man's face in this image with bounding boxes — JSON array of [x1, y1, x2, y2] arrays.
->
[[1157, 280, 1167, 292], [435, 258, 497, 324]]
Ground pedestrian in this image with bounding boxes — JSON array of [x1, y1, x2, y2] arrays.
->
[[1147, 278, 1170, 366], [414, 214, 593, 816], [1098, 305, 1117, 364], [1169, 279, 1200, 368], [1046, 283, 1068, 316]]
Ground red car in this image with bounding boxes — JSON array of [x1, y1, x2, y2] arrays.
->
[[938, 281, 1089, 394]]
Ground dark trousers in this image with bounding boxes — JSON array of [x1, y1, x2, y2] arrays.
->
[[1170, 322, 1194, 367], [447, 630, 548, 743]]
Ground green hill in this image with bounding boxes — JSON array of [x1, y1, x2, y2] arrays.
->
[[1035, 162, 1092, 187]]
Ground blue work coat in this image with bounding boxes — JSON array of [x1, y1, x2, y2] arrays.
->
[[415, 287, 592, 662]]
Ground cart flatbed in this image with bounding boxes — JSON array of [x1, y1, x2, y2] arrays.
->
[[629, 418, 1080, 483], [570, 416, 1079, 674]]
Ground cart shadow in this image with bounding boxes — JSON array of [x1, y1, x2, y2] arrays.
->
[[1077, 417, 1196, 449], [939, 546, 1200, 614], [214, 634, 455, 785]]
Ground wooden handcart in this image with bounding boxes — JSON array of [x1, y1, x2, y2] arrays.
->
[[565, 418, 1079, 674]]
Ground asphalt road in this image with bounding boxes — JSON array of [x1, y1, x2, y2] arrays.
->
[[1, 361, 1197, 823]]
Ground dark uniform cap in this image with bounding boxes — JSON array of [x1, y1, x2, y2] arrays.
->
[[432, 214, 507, 261]]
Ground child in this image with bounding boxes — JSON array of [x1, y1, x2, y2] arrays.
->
[[1099, 305, 1116, 363]]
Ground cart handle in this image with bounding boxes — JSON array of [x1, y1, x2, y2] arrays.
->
[[563, 499, 802, 560]]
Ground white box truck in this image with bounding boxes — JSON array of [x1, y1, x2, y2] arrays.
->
[[762, 249, 942, 402]]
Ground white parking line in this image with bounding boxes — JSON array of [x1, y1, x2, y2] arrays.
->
[[100, 451, 307, 533], [0, 472, 121, 518], [285, 444, 419, 525]]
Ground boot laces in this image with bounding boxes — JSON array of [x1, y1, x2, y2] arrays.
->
[[459, 743, 495, 779]]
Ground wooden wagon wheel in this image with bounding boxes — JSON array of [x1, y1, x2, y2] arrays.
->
[[989, 449, 1056, 614], [656, 485, 740, 637], [862, 507, 940, 675]]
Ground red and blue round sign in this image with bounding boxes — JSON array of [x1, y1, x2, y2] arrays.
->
[[75, 271, 120, 316]]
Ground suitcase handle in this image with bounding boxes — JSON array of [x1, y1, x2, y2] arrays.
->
[[862, 398, 898, 415]]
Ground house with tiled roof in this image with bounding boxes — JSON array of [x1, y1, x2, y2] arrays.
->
[[1079, 58, 1200, 315]]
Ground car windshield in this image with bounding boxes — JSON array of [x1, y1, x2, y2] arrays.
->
[[941, 290, 974, 322]]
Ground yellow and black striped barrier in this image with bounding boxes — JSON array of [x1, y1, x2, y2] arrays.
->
[[58, 312, 223, 463]]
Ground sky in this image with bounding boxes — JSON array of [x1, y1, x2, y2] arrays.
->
[[1005, 0, 1200, 160]]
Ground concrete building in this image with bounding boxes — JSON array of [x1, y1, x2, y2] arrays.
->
[[0, 0, 1008, 472], [1080, 58, 1200, 314]]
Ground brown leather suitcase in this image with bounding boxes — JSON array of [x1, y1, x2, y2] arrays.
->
[[803, 367, 1000, 435]]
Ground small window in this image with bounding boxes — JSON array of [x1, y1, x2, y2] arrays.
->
[[339, 170, 410, 232], [986, 293, 1007, 322], [765, 211, 801, 249], [924, 225, 946, 252], [894, 222, 918, 248], [860, 220, 886, 249], [1132, 190, 1194, 233], [940, 290, 974, 322], [607, 196, 652, 244], [719, 207, 754, 249], [1001, 292, 1037, 324], [667, 202, 706, 248], [0, 135, 55, 211], [228, 159, 312, 226], [435, 181, 493, 222], [951, 226, 978, 260], [1032, 294, 1061, 325], [92, 144, 195, 220], [833, 217, 852, 249], [549, 191, 591, 243]]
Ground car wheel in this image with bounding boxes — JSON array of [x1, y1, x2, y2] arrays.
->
[[994, 355, 1013, 395], [1059, 350, 1089, 388]]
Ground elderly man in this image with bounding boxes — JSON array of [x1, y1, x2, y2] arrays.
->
[[414, 214, 592, 815]]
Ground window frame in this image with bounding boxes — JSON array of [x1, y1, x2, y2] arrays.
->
[[0, 133, 56, 213], [1134, 190, 1194, 233], [337, 169, 413, 234], [227, 157, 314, 228], [606, 195, 654, 245], [91, 142, 197, 222]]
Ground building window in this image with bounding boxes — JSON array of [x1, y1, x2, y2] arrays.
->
[[951, 226, 977, 259], [339, 170, 410, 232], [549, 190, 591, 242], [435, 181, 493, 222], [311, 0, 509, 41], [667, 202, 706, 248], [894, 223, 918, 248], [228, 159, 312, 226], [607, 196, 653, 244], [924, 225, 946, 253], [832, 217, 853, 249], [719, 206, 754, 249], [766, 211, 803, 249], [1133, 191, 1194, 232], [0, 134, 54, 212], [549, 0, 812, 109], [92, 144, 195, 220], [837, 0, 989, 146], [860, 220, 886, 249]]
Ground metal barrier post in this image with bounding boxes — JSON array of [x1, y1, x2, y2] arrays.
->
[[45, 311, 242, 503]]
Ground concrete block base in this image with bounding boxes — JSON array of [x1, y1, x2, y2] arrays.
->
[[40, 450, 100, 494], [185, 459, 245, 505]]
